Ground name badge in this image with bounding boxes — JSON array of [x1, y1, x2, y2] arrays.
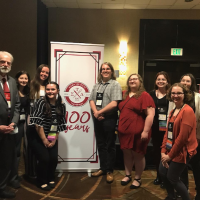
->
[[7, 101, 11, 108], [20, 114, 26, 121], [40, 90, 45, 97], [168, 131, 173, 139], [50, 125, 57, 132], [96, 92, 103, 107], [159, 114, 166, 121]]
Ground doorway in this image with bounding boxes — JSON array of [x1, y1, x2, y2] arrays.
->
[[144, 61, 200, 92]]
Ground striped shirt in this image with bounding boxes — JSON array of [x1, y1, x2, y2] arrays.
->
[[30, 99, 66, 136]]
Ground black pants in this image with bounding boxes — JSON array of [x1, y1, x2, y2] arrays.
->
[[159, 161, 190, 200], [30, 135, 58, 185], [180, 144, 200, 196], [152, 130, 165, 179], [25, 126, 38, 178], [10, 122, 24, 181], [93, 114, 117, 172], [0, 134, 16, 189]]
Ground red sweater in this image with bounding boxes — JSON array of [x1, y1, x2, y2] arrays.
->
[[161, 104, 198, 163]]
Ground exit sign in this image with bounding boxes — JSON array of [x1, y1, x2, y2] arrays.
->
[[171, 48, 183, 56]]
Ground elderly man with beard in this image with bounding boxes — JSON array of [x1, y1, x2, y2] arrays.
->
[[0, 51, 20, 199]]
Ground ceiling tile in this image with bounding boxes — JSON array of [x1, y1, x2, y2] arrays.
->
[[174, 0, 200, 5], [150, 0, 176, 6], [170, 5, 195, 9], [77, 0, 101, 3], [79, 3, 101, 8], [124, 4, 147, 9], [125, 0, 150, 4], [102, 3, 124, 8], [101, 0, 125, 4], [54, 2, 79, 8], [52, 0, 76, 2], [147, 5, 171, 9], [192, 4, 200, 9]]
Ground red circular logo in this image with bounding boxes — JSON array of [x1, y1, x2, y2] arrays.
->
[[64, 82, 90, 107]]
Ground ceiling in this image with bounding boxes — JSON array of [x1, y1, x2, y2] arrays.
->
[[41, 0, 200, 9]]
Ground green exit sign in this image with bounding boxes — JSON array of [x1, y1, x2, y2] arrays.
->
[[171, 48, 183, 56]]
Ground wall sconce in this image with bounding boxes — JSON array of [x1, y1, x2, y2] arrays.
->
[[119, 41, 127, 76]]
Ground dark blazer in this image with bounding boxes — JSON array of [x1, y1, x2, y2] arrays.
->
[[0, 75, 20, 131]]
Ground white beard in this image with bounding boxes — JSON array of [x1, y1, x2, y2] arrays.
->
[[0, 66, 11, 74]]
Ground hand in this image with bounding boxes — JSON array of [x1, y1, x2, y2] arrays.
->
[[42, 138, 50, 148], [141, 131, 148, 141], [162, 161, 169, 168], [93, 110, 101, 119], [161, 154, 171, 163], [0, 125, 14, 134], [48, 139, 56, 148], [97, 115, 105, 121], [9, 122, 16, 128]]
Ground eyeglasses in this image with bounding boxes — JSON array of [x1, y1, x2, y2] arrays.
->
[[171, 92, 184, 96], [129, 78, 138, 81]]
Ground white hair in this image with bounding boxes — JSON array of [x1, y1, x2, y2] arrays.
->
[[0, 51, 14, 63]]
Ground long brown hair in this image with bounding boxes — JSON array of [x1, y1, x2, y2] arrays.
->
[[180, 73, 198, 92], [15, 70, 30, 97], [97, 62, 116, 83], [30, 64, 50, 99], [123, 73, 146, 100]]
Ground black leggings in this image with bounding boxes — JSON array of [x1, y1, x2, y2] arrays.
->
[[159, 161, 190, 200]]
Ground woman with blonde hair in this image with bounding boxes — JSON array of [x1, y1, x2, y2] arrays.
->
[[118, 73, 155, 189]]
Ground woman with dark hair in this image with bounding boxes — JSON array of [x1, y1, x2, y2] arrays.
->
[[29, 82, 66, 190], [118, 74, 155, 189], [160, 83, 198, 200], [26, 64, 50, 179], [178, 73, 200, 200], [89, 62, 122, 183], [30, 64, 50, 100], [149, 71, 171, 188], [9, 71, 30, 188]]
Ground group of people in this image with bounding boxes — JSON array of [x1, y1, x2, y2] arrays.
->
[[0, 51, 199, 200], [0, 51, 66, 198], [90, 62, 200, 200]]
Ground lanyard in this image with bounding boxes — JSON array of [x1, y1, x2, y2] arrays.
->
[[97, 83, 108, 94], [169, 104, 185, 122]]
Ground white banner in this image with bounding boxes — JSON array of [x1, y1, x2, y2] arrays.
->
[[50, 42, 104, 172]]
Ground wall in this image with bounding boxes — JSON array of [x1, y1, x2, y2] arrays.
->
[[48, 9, 200, 86], [0, 0, 37, 79]]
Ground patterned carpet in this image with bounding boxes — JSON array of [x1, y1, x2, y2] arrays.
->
[[0, 144, 196, 200], [1, 168, 196, 200]]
